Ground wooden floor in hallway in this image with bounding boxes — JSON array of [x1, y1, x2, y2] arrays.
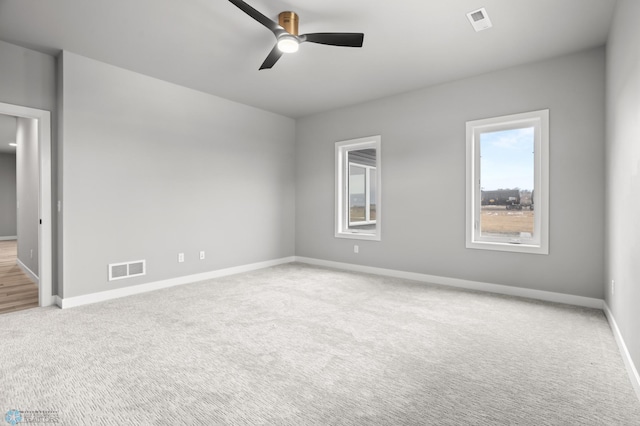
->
[[0, 240, 38, 315]]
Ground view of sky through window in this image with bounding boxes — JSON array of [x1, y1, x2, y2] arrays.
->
[[480, 127, 534, 191]]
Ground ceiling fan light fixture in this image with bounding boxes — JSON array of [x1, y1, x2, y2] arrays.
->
[[229, 0, 364, 69], [277, 35, 299, 53]]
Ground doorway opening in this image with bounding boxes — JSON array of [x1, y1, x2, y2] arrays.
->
[[0, 102, 52, 310]]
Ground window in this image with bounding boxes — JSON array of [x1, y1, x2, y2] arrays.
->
[[336, 136, 381, 240], [466, 110, 549, 254]]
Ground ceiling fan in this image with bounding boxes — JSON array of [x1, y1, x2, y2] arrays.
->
[[229, 0, 365, 70]]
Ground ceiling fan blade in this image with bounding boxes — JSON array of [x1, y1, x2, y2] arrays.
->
[[228, 0, 285, 36], [300, 33, 364, 47], [259, 45, 284, 70]]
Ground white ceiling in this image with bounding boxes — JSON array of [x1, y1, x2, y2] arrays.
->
[[0, 114, 16, 154], [0, 0, 617, 118]]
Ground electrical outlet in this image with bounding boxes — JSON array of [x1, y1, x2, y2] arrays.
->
[[354, 245, 359, 254], [199, 251, 205, 260], [611, 279, 615, 295], [30, 249, 33, 259], [178, 253, 185, 263]]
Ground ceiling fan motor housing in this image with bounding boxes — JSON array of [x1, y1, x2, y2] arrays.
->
[[279, 11, 299, 35]]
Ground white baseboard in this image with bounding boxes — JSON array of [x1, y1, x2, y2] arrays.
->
[[0, 235, 17, 241], [17, 258, 39, 287], [56, 256, 296, 309], [57, 254, 603, 310], [294, 257, 604, 310], [603, 303, 640, 401]]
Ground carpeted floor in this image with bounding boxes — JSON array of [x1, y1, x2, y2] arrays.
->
[[1, 263, 639, 425]]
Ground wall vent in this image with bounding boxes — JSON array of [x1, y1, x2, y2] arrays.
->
[[466, 8, 492, 32], [108, 260, 146, 281]]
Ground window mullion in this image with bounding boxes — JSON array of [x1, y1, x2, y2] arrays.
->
[[365, 166, 371, 223]]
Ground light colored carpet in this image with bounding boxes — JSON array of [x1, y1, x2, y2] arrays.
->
[[1, 263, 639, 425]]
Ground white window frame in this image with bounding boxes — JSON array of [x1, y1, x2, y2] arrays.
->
[[348, 162, 377, 226], [335, 135, 381, 241], [465, 110, 549, 254]]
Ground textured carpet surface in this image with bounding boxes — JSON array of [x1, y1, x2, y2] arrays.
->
[[1, 263, 639, 425]]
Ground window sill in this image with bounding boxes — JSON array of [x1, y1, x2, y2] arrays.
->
[[335, 232, 381, 241], [466, 240, 548, 255]]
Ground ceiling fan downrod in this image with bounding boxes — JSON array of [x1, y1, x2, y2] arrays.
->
[[278, 11, 298, 35]]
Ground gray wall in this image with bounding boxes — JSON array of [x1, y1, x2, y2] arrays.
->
[[0, 153, 17, 238], [605, 0, 640, 383], [59, 51, 296, 298], [0, 40, 56, 112], [296, 47, 606, 299], [16, 117, 40, 276]]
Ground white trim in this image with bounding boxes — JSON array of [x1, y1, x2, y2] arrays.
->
[[16, 258, 39, 286], [56, 254, 605, 315], [603, 303, 640, 401], [294, 256, 603, 309], [335, 135, 381, 241], [0, 236, 17, 241], [45, 294, 56, 306], [57, 256, 296, 309], [465, 109, 549, 255], [0, 102, 53, 307]]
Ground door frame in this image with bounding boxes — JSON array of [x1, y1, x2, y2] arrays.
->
[[0, 101, 53, 307]]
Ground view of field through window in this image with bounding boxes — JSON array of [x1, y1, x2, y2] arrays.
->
[[348, 149, 377, 231], [480, 127, 535, 239]]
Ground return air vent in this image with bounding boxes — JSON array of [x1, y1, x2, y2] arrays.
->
[[466, 8, 492, 32], [108, 260, 146, 281]]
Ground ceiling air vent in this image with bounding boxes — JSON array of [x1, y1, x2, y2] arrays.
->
[[466, 8, 492, 32], [108, 260, 146, 281]]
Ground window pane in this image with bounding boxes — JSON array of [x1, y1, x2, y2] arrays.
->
[[349, 165, 366, 224], [347, 148, 377, 231], [479, 127, 534, 239]]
